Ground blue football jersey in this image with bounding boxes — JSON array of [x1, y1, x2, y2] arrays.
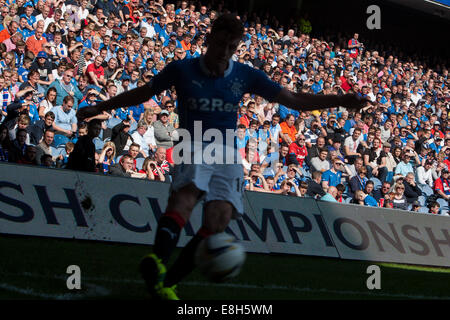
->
[[149, 57, 282, 136]]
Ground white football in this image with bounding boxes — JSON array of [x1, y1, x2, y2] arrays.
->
[[195, 232, 246, 282]]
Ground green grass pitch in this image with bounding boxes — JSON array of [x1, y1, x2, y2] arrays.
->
[[1, 234, 450, 300]]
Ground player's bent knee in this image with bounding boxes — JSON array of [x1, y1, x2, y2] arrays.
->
[[167, 184, 203, 219]]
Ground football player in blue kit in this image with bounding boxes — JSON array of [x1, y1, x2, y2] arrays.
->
[[77, 14, 368, 300]]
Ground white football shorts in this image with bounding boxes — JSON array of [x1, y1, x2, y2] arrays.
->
[[170, 142, 244, 216]]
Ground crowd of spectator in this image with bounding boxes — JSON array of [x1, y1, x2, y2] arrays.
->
[[0, 0, 448, 215]]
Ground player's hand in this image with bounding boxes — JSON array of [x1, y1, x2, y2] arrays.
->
[[340, 93, 370, 111]]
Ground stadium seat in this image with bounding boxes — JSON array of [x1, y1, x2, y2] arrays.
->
[[50, 146, 59, 156], [52, 134, 69, 147], [57, 147, 67, 157], [300, 167, 311, 179], [418, 195, 426, 207], [371, 177, 382, 190], [437, 198, 448, 212], [386, 171, 394, 183], [93, 137, 105, 150], [135, 157, 145, 171], [418, 207, 429, 214], [263, 168, 275, 177], [107, 118, 122, 129], [418, 184, 433, 197], [116, 155, 123, 164], [129, 121, 137, 133]]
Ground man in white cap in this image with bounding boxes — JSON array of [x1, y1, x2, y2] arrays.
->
[[153, 109, 176, 149]]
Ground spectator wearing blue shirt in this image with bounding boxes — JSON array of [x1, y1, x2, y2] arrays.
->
[[76, 28, 93, 50], [269, 114, 282, 145], [22, 5, 35, 31], [278, 104, 299, 120], [78, 92, 98, 110], [18, 56, 33, 83], [245, 120, 259, 140], [18, 16, 34, 40], [115, 107, 132, 121], [128, 70, 140, 90], [48, 70, 84, 109], [349, 166, 368, 198], [153, 15, 167, 38], [394, 152, 415, 178], [258, 120, 272, 153], [261, 143, 290, 173], [27, 100, 39, 124], [235, 124, 249, 150], [129, 104, 145, 123], [320, 186, 338, 202], [17, 90, 39, 125], [185, 43, 200, 59], [322, 159, 344, 193], [311, 74, 323, 94], [163, 32, 182, 48], [51, 95, 77, 146], [274, 164, 302, 192], [344, 112, 362, 133], [355, 190, 378, 207]]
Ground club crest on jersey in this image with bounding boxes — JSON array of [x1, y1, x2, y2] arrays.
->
[[229, 78, 245, 98]]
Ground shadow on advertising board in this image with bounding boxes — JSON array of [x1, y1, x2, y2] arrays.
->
[[1, 162, 450, 267]]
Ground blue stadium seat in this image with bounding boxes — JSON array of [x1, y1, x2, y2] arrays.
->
[[371, 177, 382, 190], [107, 118, 122, 129], [135, 157, 145, 171], [386, 171, 394, 183], [418, 195, 426, 207], [129, 121, 138, 133], [263, 168, 275, 177], [56, 147, 67, 156], [418, 207, 429, 214], [437, 198, 448, 212], [93, 137, 105, 150], [50, 146, 59, 156], [116, 155, 123, 163], [300, 167, 311, 179], [418, 184, 433, 197], [52, 134, 69, 147]]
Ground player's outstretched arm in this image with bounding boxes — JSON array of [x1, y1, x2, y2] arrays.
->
[[274, 87, 369, 112], [76, 85, 155, 121]]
